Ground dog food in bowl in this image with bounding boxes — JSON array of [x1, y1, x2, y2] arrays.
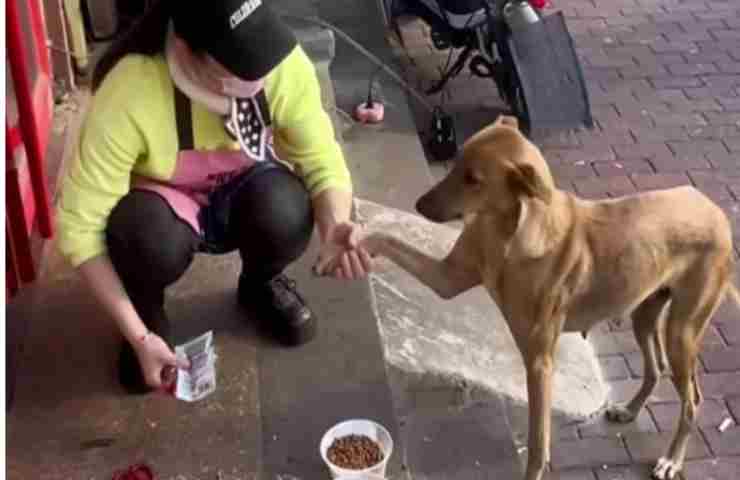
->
[[327, 434, 385, 470]]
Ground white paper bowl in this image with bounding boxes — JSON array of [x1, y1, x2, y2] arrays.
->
[[319, 419, 393, 479]]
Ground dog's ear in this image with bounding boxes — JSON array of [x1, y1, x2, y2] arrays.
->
[[506, 163, 552, 204], [494, 115, 519, 130]]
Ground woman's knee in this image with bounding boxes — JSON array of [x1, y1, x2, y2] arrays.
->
[[106, 191, 197, 287], [231, 168, 314, 261]]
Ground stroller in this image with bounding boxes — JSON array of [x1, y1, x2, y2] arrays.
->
[[378, 0, 594, 137]]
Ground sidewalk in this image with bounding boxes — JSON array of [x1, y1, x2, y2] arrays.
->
[[395, 0, 740, 478]]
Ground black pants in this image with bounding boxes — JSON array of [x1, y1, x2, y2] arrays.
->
[[105, 166, 315, 339]]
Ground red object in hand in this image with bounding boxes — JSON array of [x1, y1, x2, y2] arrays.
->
[[529, 0, 550, 9], [112, 463, 154, 480], [354, 101, 385, 124]]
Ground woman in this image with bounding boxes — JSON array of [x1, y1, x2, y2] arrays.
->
[[57, 0, 372, 394]]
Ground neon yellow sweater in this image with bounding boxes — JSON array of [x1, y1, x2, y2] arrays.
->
[[57, 45, 351, 267]]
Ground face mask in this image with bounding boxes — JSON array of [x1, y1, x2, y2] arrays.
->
[[220, 76, 265, 99]]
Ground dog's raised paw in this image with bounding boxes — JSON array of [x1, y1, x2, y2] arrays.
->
[[652, 457, 682, 480], [605, 404, 637, 423]]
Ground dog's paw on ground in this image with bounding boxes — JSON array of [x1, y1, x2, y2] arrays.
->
[[604, 404, 638, 423], [652, 456, 682, 480]]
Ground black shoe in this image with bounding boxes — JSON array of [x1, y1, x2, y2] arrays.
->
[[118, 310, 172, 395], [238, 273, 317, 346], [118, 342, 153, 395]]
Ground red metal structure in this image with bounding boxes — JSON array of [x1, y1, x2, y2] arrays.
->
[[6, 0, 56, 298]]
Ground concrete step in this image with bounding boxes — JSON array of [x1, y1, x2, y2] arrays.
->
[[401, 401, 523, 479]]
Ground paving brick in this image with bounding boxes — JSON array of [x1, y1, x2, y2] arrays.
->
[[593, 160, 653, 177], [650, 40, 700, 54], [648, 398, 732, 431], [701, 347, 740, 373], [717, 61, 740, 74], [682, 457, 740, 480], [718, 97, 740, 110], [578, 409, 657, 439], [608, 379, 679, 404], [683, 50, 734, 64], [590, 331, 641, 356], [665, 98, 723, 112], [688, 125, 740, 139], [687, 170, 735, 201], [551, 437, 630, 470], [599, 355, 633, 381], [635, 89, 688, 103], [718, 320, 740, 345], [545, 468, 597, 480], [652, 112, 709, 127], [556, 145, 617, 164], [650, 154, 713, 172], [552, 164, 598, 182], [712, 29, 740, 41], [705, 112, 740, 125], [701, 372, 740, 398], [702, 325, 728, 349], [555, 425, 581, 442], [707, 151, 740, 169], [613, 143, 673, 159], [631, 173, 691, 191], [668, 139, 730, 157], [631, 126, 689, 143], [684, 86, 739, 99], [702, 75, 740, 91], [728, 396, 740, 421], [574, 176, 637, 198], [593, 464, 652, 480], [724, 137, 740, 150], [623, 431, 711, 463], [650, 76, 705, 89], [668, 63, 719, 76], [577, 130, 636, 149], [619, 64, 668, 79], [701, 424, 740, 456], [623, 352, 646, 379]]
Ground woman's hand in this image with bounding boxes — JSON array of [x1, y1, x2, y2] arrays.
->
[[133, 333, 190, 391], [314, 221, 373, 280]]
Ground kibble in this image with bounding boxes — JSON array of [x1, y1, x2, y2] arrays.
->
[[327, 434, 384, 470]]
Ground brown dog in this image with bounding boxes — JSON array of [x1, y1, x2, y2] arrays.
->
[[317, 115, 740, 480]]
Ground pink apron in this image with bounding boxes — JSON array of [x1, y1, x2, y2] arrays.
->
[[133, 87, 284, 251]]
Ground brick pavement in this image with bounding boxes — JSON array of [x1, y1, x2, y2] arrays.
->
[[393, 0, 740, 477]]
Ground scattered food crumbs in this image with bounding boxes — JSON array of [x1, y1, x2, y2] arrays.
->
[[475, 460, 481, 467], [718, 417, 734, 433], [423, 436, 432, 443], [517, 447, 528, 454]]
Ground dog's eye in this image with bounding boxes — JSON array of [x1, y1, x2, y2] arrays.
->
[[464, 170, 480, 186]]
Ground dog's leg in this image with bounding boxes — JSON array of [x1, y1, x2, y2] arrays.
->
[[607, 289, 670, 423], [510, 312, 563, 480], [653, 266, 728, 480], [360, 231, 482, 299]]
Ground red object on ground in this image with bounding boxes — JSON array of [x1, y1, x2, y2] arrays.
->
[[529, 0, 550, 9], [112, 463, 155, 480], [354, 101, 385, 124]]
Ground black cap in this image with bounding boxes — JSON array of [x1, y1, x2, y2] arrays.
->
[[172, 0, 297, 81]]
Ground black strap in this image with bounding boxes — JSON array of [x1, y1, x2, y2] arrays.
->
[[174, 87, 194, 151], [256, 90, 271, 126]]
